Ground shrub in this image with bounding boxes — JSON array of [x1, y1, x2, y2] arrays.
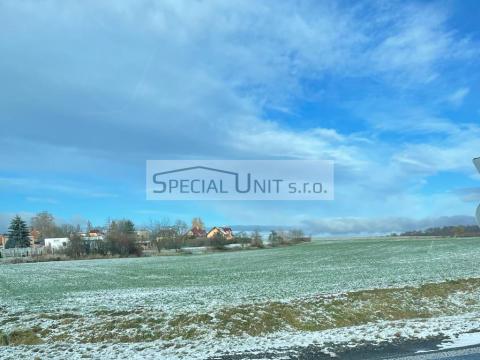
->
[[3, 329, 43, 346], [0, 332, 8, 346], [250, 230, 264, 248], [210, 233, 227, 250], [268, 231, 283, 247], [106, 220, 142, 256]]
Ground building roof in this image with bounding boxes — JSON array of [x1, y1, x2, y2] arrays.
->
[[207, 226, 234, 237], [189, 227, 206, 237]]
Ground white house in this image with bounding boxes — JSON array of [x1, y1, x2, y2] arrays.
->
[[45, 237, 70, 250]]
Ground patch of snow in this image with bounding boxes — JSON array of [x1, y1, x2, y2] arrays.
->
[[438, 331, 480, 350], [1, 313, 480, 359], [225, 243, 242, 249], [181, 246, 207, 253]]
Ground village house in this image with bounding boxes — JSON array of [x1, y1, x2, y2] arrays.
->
[[136, 229, 152, 249], [81, 234, 103, 252], [77, 229, 104, 252], [88, 229, 104, 238], [186, 226, 207, 238], [45, 237, 70, 251], [0, 234, 7, 249], [206, 227, 234, 240], [29, 229, 41, 247], [155, 227, 177, 240]]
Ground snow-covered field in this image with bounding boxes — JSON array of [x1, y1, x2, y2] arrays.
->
[[1, 237, 480, 359]]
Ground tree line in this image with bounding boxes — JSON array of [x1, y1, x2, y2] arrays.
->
[[2, 213, 142, 258], [2, 212, 311, 260], [398, 225, 480, 237]]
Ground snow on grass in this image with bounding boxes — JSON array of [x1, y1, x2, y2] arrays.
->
[[1, 237, 480, 358], [437, 331, 480, 350], [1, 313, 480, 359]]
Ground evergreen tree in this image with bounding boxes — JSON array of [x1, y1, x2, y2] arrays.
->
[[6, 215, 30, 248]]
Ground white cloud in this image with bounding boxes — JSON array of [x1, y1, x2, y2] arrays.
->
[[0, 1, 478, 226], [455, 188, 480, 202], [302, 215, 477, 235], [0, 212, 36, 233], [367, 4, 468, 83], [0, 177, 117, 199], [25, 197, 58, 204], [229, 119, 363, 162], [393, 124, 480, 175], [446, 87, 470, 106]]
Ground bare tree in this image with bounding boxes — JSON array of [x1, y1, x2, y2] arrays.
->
[[173, 219, 188, 250], [106, 220, 141, 256], [30, 211, 59, 243], [66, 233, 85, 259], [191, 217, 204, 230], [251, 229, 264, 248], [149, 218, 176, 252]]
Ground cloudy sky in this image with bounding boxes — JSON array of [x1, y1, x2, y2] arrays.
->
[[1, 0, 480, 234]]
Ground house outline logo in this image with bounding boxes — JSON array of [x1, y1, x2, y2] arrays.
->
[[152, 166, 252, 194]]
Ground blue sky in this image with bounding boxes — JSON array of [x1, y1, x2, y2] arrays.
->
[[1, 0, 480, 234]]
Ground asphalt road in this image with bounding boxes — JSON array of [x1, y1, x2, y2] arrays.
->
[[209, 340, 480, 360], [389, 345, 480, 360]]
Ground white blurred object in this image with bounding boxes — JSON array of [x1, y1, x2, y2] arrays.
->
[[474, 157, 480, 173], [475, 158, 480, 225], [477, 205, 480, 227], [45, 237, 69, 250]]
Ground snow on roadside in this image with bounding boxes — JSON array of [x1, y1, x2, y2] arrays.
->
[[1, 313, 479, 359], [437, 331, 480, 350]]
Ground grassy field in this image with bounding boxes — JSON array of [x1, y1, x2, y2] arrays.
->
[[1, 237, 480, 358]]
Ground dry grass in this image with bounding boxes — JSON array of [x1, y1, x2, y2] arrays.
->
[[1, 328, 44, 346], [71, 277, 480, 342], [3, 278, 480, 346]]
